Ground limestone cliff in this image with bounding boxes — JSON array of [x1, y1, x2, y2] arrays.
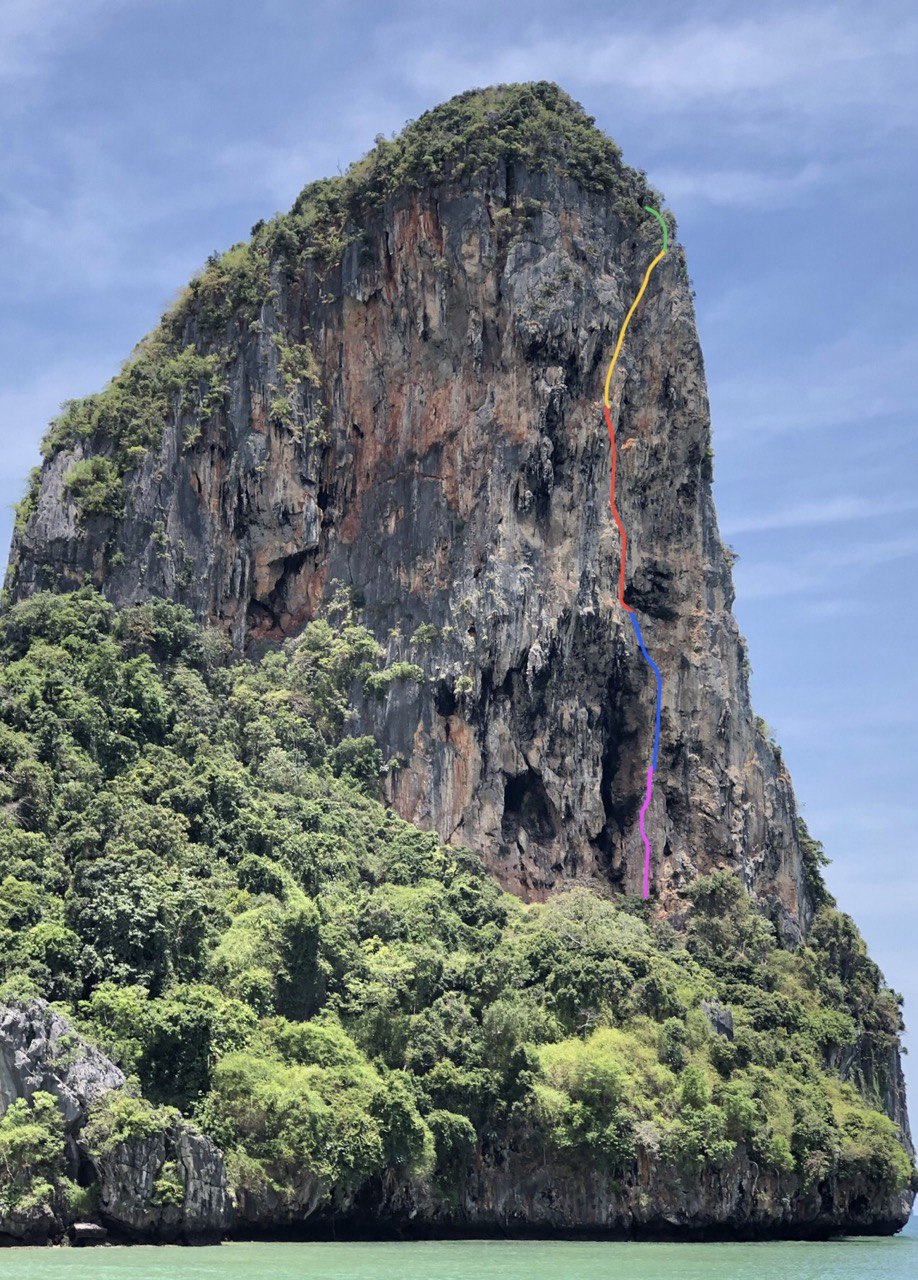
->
[[3, 85, 912, 1220], [6, 85, 807, 936]]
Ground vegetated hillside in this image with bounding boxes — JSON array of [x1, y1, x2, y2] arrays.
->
[[0, 590, 912, 1241], [0, 83, 914, 1241]]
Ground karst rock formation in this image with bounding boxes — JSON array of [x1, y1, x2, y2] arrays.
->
[[7, 85, 814, 941], [5, 79, 914, 1238]]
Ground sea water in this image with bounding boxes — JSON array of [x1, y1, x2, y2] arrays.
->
[[8, 1217, 918, 1280]]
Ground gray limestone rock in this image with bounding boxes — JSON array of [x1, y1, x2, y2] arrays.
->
[[701, 999, 735, 1040], [71, 1221, 108, 1245], [89, 1119, 233, 1241], [0, 1001, 233, 1243], [0, 999, 125, 1128], [5, 163, 813, 931]]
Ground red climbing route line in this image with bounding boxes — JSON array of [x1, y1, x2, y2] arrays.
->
[[604, 400, 634, 615]]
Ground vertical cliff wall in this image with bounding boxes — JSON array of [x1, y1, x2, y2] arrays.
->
[[5, 86, 811, 934]]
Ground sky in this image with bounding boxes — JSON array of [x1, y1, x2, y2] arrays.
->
[[1, 0, 916, 1106]]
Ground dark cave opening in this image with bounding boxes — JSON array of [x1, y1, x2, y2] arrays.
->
[[591, 674, 640, 892], [434, 678, 458, 718], [501, 768, 558, 844]]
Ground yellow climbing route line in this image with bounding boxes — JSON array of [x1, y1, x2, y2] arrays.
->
[[602, 249, 667, 408]]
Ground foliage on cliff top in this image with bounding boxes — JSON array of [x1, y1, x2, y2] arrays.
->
[[297, 81, 645, 204], [0, 589, 911, 1216], [32, 340, 228, 514], [19, 82, 656, 504], [178, 83, 657, 337]]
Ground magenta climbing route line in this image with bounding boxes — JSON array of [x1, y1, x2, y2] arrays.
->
[[638, 767, 654, 900], [631, 611, 662, 899]]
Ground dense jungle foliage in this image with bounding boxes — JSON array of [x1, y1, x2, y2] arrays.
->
[[0, 588, 912, 1218]]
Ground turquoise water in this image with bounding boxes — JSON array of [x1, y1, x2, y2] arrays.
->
[[9, 1219, 918, 1279]]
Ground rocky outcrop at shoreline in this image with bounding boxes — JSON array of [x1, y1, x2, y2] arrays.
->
[[0, 1001, 911, 1244]]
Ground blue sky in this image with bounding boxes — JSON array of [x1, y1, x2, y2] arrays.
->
[[1, 0, 916, 1105]]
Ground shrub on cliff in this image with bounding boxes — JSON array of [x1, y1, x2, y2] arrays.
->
[[82, 1091, 175, 1157], [61, 457, 124, 520], [0, 1091, 66, 1219]]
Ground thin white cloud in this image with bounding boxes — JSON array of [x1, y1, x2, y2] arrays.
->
[[214, 140, 324, 209], [791, 789, 918, 853], [775, 703, 918, 739], [653, 162, 823, 210], [0, 353, 123, 560], [795, 597, 853, 621], [0, 355, 118, 480], [0, 125, 246, 300], [396, 6, 917, 128], [734, 533, 918, 600], [211, 90, 434, 209], [0, 0, 132, 83], [709, 331, 918, 439], [720, 493, 918, 535]]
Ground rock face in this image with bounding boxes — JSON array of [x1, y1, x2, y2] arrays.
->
[[0, 999, 125, 1124], [7, 116, 807, 939], [0, 1000, 911, 1243], [374, 1134, 914, 1239], [90, 1117, 233, 1241], [0, 1000, 231, 1243]]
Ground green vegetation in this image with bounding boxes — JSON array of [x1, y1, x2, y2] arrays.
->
[[62, 457, 125, 519], [2, 84, 908, 1228], [42, 340, 228, 478], [798, 816, 833, 907], [170, 84, 657, 339], [270, 335, 326, 443], [347, 81, 640, 198], [13, 469, 41, 538], [31, 337, 230, 528], [275, 336, 321, 390], [0, 588, 911, 1220], [151, 1160, 185, 1208], [411, 623, 439, 646], [82, 1091, 176, 1157], [364, 661, 424, 698], [0, 1091, 67, 1218]]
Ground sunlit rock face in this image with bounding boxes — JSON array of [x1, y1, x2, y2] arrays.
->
[[7, 101, 808, 931]]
